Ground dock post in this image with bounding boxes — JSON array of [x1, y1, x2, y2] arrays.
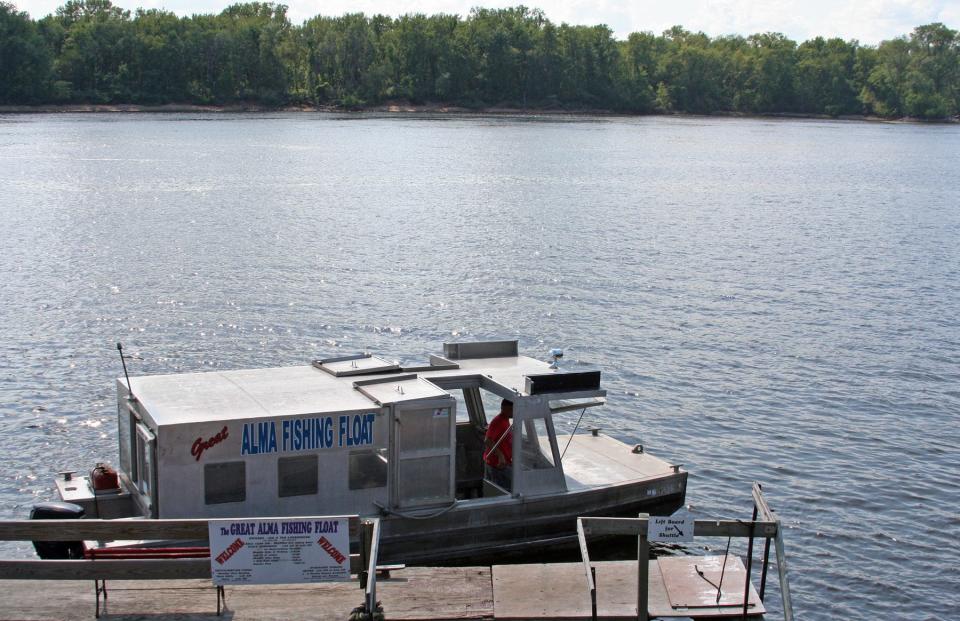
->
[[359, 521, 372, 590], [752, 481, 773, 603], [742, 507, 757, 620], [759, 535, 771, 601], [637, 513, 649, 621], [590, 566, 598, 621], [774, 519, 794, 621], [364, 518, 381, 617]]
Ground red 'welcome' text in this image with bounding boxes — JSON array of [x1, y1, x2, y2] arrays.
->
[[317, 536, 346, 564], [215, 538, 245, 565]]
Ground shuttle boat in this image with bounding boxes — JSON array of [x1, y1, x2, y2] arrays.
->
[[47, 340, 687, 564]]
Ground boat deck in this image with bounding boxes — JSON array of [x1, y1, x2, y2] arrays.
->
[[560, 434, 678, 489]]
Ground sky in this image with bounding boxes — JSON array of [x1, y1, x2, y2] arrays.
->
[[10, 0, 960, 44]]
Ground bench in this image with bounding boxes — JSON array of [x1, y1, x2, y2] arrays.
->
[[0, 516, 386, 619], [84, 545, 218, 617], [86, 546, 211, 559]]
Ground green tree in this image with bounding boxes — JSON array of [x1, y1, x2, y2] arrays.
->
[[302, 12, 378, 105], [619, 31, 661, 111], [217, 3, 291, 103], [53, 0, 133, 102], [127, 9, 186, 103], [0, 2, 55, 103], [1, 3, 957, 115], [904, 23, 959, 117], [741, 33, 797, 112], [861, 37, 910, 116], [554, 23, 620, 107], [795, 37, 860, 115], [657, 27, 725, 113]]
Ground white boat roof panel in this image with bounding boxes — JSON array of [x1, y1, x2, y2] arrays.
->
[[423, 355, 556, 392], [356, 376, 451, 405], [126, 366, 377, 427], [125, 354, 559, 427]]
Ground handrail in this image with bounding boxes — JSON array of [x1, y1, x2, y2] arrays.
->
[[0, 552, 371, 579], [0, 519, 212, 541], [578, 516, 778, 538], [0, 515, 372, 577], [0, 515, 362, 542], [364, 517, 381, 614], [752, 482, 775, 522], [0, 558, 210, 580], [576, 518, 594, 594], [576, 484, 793, 621]]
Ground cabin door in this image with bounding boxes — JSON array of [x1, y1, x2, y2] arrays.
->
[[390, 398, 456, 509]]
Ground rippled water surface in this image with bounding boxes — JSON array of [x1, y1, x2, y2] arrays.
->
[[1, 113, 958, 619]]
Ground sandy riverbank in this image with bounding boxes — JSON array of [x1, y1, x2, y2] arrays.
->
[[1, 102, 956, 124]]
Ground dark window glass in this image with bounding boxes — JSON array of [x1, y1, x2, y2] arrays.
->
[[278, 455, 318, 497], [204, 462, 246, 504], [349, 449, 388, 490]]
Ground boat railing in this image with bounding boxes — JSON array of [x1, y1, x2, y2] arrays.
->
[[577, 482, 793, 621]]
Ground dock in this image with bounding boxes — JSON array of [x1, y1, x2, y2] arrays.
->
[[0, 558, 767, 620], [0, 566, 489, 620], [1, 485, 790, 620]]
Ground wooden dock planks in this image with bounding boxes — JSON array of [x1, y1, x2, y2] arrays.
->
[[493, 559, 765, 619], [0, 567, 493, 621], [0, 559, 764, 620]]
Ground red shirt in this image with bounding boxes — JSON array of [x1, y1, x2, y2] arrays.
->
[[483, 412, 513, 468]]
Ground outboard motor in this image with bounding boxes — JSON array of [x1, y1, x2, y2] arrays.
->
[[30, 501, 85, 559]]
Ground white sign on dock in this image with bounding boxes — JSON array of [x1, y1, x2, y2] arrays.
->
[[208, 517, 351, 585], [648, 511, 694, 542]]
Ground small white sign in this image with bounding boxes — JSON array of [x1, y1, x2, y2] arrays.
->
[[208, 517, 351, 585], [648, 511, 694, 542]]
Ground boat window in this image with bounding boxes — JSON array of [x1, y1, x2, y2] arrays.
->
[[278, 455, 318, 497], [117, 403, 133, 475], [136, 435, 149, 494], [520, 418, 556, 470], [134, 423, 155, 496], [204, 462, 246, 504], [452, 390, 470, 423], [460, 386, 487, 429], [400, 407, 453, 452], [480, 390, 502, 422], [349, 449, 388, 490], [398, 455, 450, 504]]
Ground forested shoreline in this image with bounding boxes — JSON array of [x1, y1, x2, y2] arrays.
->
[[2, 1, 958, 119]]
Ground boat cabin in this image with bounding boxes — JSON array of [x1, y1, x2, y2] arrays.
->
[[104, 340, 607, 520]]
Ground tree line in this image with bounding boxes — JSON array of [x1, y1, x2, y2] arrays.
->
[[2, 1, 958, 118]]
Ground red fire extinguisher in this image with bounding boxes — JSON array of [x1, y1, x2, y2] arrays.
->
[[90, 463, 120, 491]]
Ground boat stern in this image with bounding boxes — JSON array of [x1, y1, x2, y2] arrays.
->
[[53, 471, 139, 519]]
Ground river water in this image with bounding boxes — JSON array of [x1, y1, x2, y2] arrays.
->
[[1, 112, 958, 619]]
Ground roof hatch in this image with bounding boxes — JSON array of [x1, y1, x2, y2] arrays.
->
[[352, 374, 450, 405], [312, 353, 401, 377]]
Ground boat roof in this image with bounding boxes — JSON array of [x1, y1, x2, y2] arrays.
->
[[125, 353, 558, 427]]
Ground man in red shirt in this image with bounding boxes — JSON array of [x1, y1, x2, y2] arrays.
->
[[483, 399, 514, 490]]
